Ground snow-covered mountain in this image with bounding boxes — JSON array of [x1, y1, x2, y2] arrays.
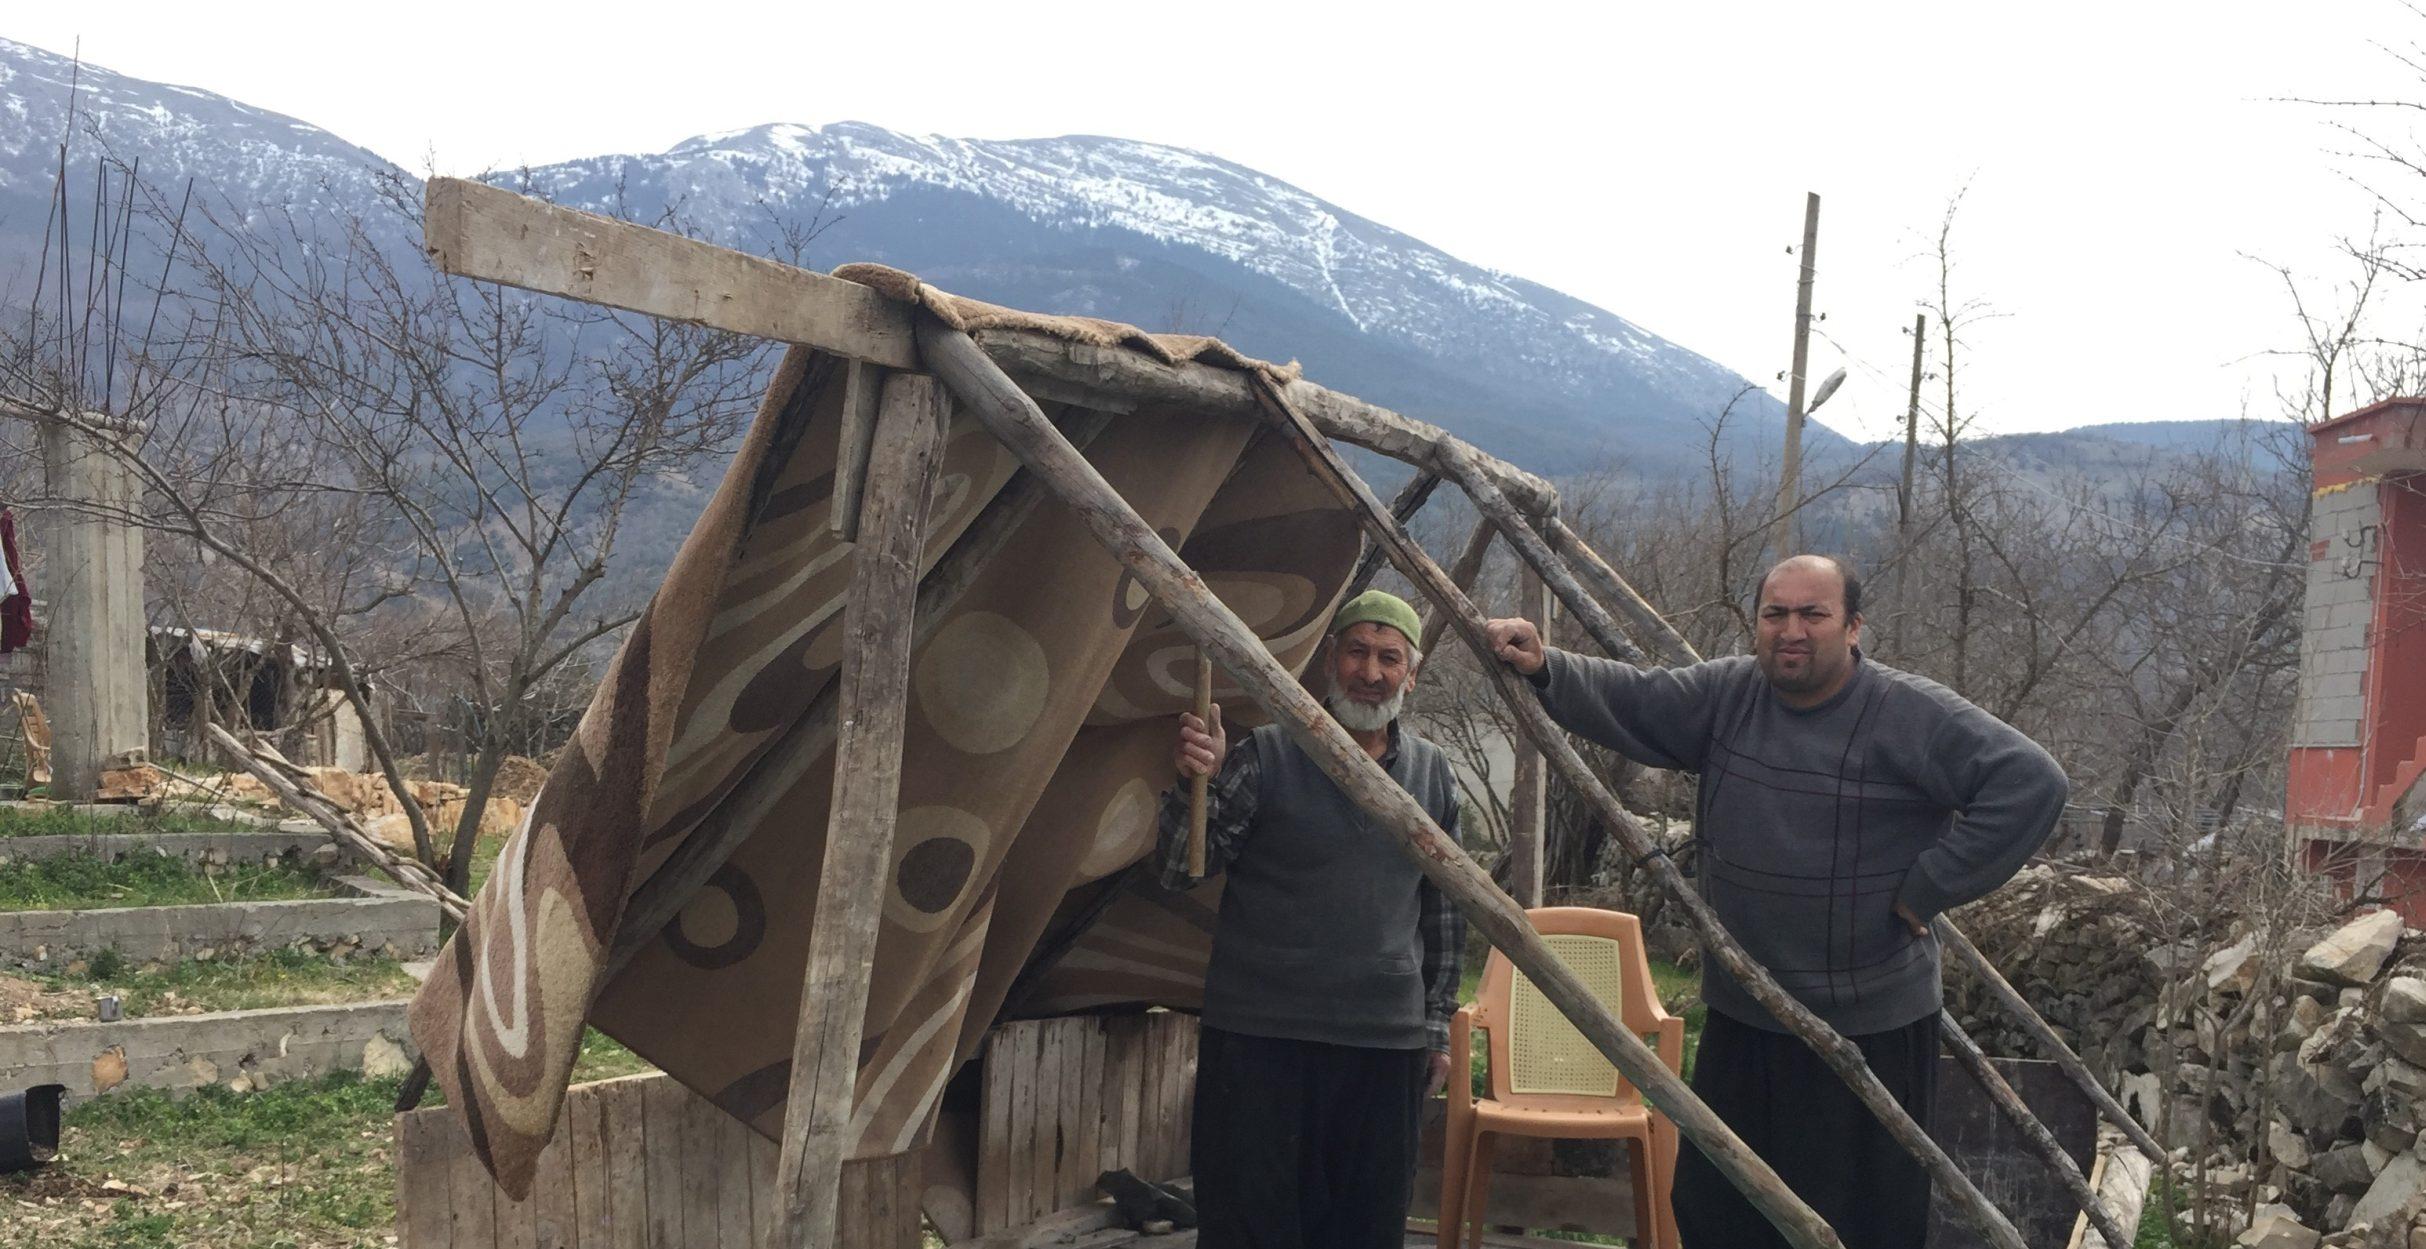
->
[[0, 35, 1811, 475]]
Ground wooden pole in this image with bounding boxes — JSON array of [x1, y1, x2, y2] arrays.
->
[[828, 359, 886, 543], [1939, 1011, 2136, 1249], [1442, 449, 1649, 665], [1416, 517, 1494, 655], [1937, 918, 2167, 1161], [1541, 517, 1696, 667], [916, 319, 1851, 1249], [1345, 471, 1442, 598], [1508, 568, 1549, 906], [204, 723, 468, 921], [1235, 373, 2029, 1249], [1524, 516, 2165, 1221], [769, 373, 948, 1249], [1187, 652, 1212, 877], [605, 410, 1113, 974], [1774, 192, 1821, 559]]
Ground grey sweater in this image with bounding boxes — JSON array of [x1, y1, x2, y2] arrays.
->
[[1535, 649, 2067, 1035]]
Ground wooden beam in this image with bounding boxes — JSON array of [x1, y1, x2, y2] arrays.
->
[[1541, 518, 1698, 667], [1938, 919, 2167, 1162], [421, 178, 919, 369], [607, 409, 1113, 974], [972, 328, 1560, 517], [1345, 471, 1442, 597], [768, 373, 948, 1248], [204, 723, 468, 921], [1416, 518, 1495, 658], [830, 360, 888, 542], [915, 318, 1849, 1249], [1234, 371, 2028, 1249], [1508, 567, 1549, 907], [1440, 446, 1648, 666], [1939, 1012, 2135, 1249]]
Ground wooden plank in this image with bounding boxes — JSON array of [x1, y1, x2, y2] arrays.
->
[[1172, 1019, 1197, 1171], [601, 1079, 651, 1249], [494, 1146, 541, 1249], [979, 1033, 1014, 1233], [1039, 1019, 1073, 1213], [680, 1086, 724, 1240], [748, 1128, 779, 1247], [716, 1107, 757, 1247], [641, 1077, 688, 1248], [1009, 1023, 1042, 1226], [830, 359, 886, 542], [446, 1129, 502, 1249], [395, 1110, 455, 1249], [421, 178, 917, 369], [767, 372, 949, 1248], [1109, 1016, 1141, 1177], [570, 1085, 613, 1248], [529, 1106, 579, 1249], [1069, 1019, 1102, 1202], [1507, 568, 1549, 907]]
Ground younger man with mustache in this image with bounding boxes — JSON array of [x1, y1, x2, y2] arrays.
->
[[1155, 590, 1462, 1249], [1484, 555, 2066, 1249]]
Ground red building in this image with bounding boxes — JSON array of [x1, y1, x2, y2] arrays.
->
[[2286, 398, 2426, 923]]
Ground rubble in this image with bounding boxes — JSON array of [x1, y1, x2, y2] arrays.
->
[[1950, 868, 2423, 1241]]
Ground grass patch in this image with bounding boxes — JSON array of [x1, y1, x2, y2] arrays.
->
[[0, 852, 330, 911], [0, 804, 264, 838], [3, 949, 417, 1022], [0, 1026, 657, 1248]]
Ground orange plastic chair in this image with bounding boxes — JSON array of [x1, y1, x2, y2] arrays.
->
[[1439, 906, 1683, 1249]]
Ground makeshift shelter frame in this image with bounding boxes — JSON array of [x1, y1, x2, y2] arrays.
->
[[416, 176, 2152, 1249]]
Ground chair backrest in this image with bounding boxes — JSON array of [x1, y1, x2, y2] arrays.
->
[[1471, 907, 1667, 1108]]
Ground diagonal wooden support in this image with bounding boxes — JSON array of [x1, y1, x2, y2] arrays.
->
[[1437, 446, 1649, 666], [1345, 470, 1441, 597], [1483, 514, 2160, 1237], [1938, 919, 2167, 1162], [1238, 373, 2030, 1249], [1416, 516, 1494, 658], [1939, 1012, 2135, 1249], [768, 373, 948, 1248], [917, 319, 1849, 1249], [1541, 516, 1698, 667]]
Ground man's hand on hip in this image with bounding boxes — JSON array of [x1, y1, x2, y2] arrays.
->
[[1426, 1050, 1453, 1098], [1175, 704, 1226, 779], [1483, 618, 1546, 676]]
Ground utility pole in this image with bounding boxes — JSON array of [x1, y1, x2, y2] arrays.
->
[[1772, 192, 1821, 558], [1898, 312, 1925, 539]]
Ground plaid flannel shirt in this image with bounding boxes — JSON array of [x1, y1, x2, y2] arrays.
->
[[1157, 724, 1465, 1053]]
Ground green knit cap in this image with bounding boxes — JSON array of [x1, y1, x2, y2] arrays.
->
[[1331, 589, 1422, 651]]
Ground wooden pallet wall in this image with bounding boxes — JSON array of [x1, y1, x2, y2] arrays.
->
[[974, 1011, 1198, 1235], [393, 1072, 921, 1249]]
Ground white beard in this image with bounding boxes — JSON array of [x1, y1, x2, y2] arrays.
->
[[1326, 687, 1405, 733]]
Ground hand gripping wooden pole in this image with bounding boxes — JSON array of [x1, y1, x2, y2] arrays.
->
[[1187, 651, 1213, 876], [917, 318, 1851, 1249], [1238, 372, 2030, 1249], [768, 373, 948, 1249]]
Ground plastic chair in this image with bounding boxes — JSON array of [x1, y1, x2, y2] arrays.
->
[[1439, 906, 1682, 1249]]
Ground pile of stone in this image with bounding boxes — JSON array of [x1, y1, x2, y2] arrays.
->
[[1949, 869, 2425, 1247]]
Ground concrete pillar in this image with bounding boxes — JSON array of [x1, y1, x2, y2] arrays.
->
[[40, 418, 147, 799]]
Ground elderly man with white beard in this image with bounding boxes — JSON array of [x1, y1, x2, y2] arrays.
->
[[1153, 589, 1464, 1249]]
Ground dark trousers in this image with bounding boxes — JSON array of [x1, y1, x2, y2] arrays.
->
[[1190, 1025, 1428, 1249], [1673, 1009, 1941, 1249]]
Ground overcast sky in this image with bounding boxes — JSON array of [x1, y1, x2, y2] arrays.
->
[[17, 1, 2423, 441]]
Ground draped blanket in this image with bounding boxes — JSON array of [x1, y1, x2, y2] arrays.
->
[[408, 273, 1362, 1195]]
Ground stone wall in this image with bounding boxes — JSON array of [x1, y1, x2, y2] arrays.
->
[[0, 877, 438, 970], [0, 1000, 415, 1104]]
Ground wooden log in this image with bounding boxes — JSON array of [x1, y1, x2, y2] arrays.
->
[[830, 359, 888, 543], [1936, 919, 2167, 1162], [916, 318, 1848, 1249], [610, 409, 1112, 971], [422, 178, 918, 368], [1232, 368, 2028, 1249], [1440, 445, 1647, 666], [1939, 1012, 2133, 1249], [1187, 652, 1212, 876], [1345, 471, 1442, 596], [1541, 517, 1697, 667], [767, 373, 950, 1249], [1508, 567, 1549, 907], [972, 326, 1558, 517], [205, 723, 467, 921]]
